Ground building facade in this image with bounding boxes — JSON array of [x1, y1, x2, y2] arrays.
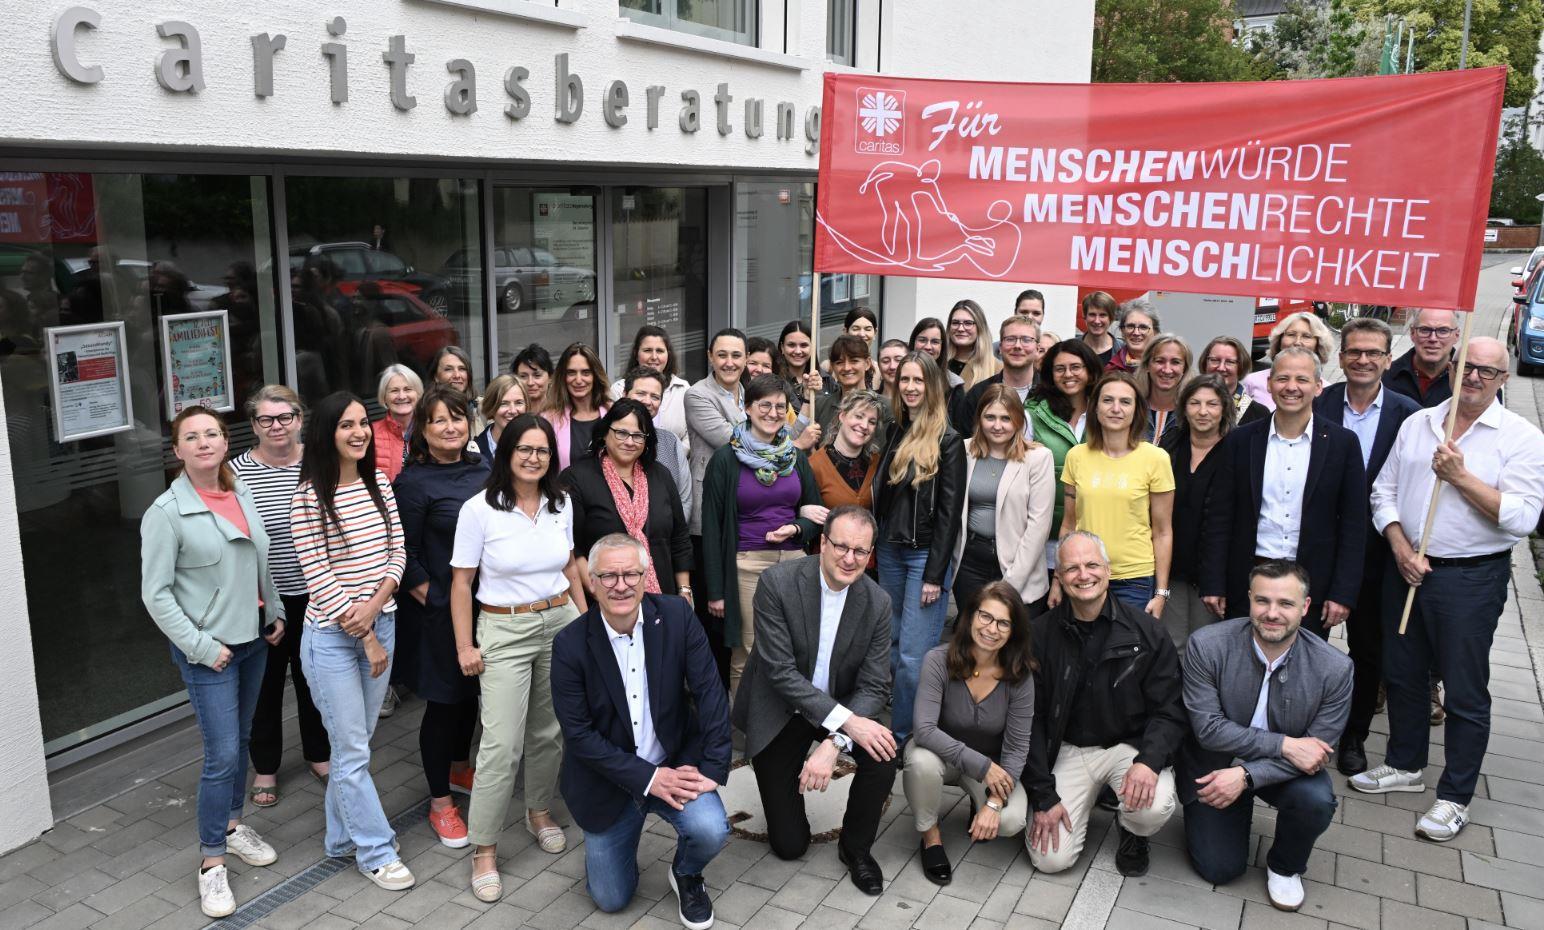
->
[[0, 0, 1093, 852]]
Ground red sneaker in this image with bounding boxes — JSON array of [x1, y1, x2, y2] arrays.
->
[[448, 768, 475, 795], [428, 805, 470, 849]]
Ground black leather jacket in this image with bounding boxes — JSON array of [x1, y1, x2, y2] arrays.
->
[[872, 419, 965, 586]]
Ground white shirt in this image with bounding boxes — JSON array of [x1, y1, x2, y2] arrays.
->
[[1372, 399, 1544, 557], [816, 570, 853, 734], [1249, 638, 1290, 732], [1256, 415, 1314, 559], [607, 611, 666, 770], [1341, 386, 1384, 470], [450, 493, 572, 606]]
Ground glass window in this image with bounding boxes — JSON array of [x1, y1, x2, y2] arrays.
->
[[827, 0, 855, 65], [0, 172, 282, 749], [491, 188, 599, 372], [620, 0, 757, 46], [736, 181, 879, 354], [613, 188, 710, 383], [283, 176, 483, 404]]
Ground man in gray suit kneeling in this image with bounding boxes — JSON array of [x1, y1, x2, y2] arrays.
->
[[732, 505, 896, 897]]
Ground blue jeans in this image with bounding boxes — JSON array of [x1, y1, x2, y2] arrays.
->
[[302, 613, 398, 871], [1184, 770, 1336, 883], [582, 791, 729, 912], [877, 540, 954, 744], [1108, 575, 1155, 609], [1382, 558, 1510, 804], [170, 637, 267, 858]]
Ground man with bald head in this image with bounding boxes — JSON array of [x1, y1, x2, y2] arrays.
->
[[1352, 338, 1544, 843], [1384, 308, 1460, 407]]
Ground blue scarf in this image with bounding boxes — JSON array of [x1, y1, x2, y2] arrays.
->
[[729, 421, 797, 486]]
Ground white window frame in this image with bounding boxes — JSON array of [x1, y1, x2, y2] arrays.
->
[[620, 0, 759, 47]]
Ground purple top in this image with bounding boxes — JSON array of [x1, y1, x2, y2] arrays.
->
[[736, 467, 803, 551]]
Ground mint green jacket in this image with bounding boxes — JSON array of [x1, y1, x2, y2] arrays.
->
[[140, 473, 280, 668], [1026, 397, 1084, 531]]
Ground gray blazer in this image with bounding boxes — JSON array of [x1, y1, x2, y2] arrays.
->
[[683, 376, 744, 536], [1178, 617, 1353, 803], [731, 555, 892, 759]]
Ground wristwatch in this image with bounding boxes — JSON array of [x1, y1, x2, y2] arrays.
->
[[1241, 768, 1255, 790], [986, 799, 1004, 812], [828, 732, 854, 753], [1155, 588, 1172, 599]]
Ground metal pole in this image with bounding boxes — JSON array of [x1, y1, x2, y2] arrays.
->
[[1459, 0, 1473, 70]]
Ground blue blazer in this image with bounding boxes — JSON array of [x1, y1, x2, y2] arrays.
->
[[1313, 383, 1421, 492], [551, 594, 731, 833], [1200, 416, 1367, 629]]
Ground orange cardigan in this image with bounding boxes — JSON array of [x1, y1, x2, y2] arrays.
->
[[808, 446, 879, 565]]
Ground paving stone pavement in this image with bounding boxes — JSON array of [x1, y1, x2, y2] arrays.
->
[[3, 256, 1542, 930]]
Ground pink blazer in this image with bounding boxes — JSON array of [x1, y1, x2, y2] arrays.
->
[[543, 406, 608, 473]]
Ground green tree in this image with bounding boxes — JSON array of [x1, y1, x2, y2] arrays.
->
[[1491, 118, 1544, 224], [1250, 1, 1379, 78], [1092, 0, 1268, 82]]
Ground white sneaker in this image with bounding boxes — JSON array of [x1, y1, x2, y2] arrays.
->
[[1415, 800, 1469, 842], [225, 824, 277, 866], [378, 686, 399, 719], [366, 859, 416, 891], [198, 865, 236, 918], [1348, 764, 1425, 795], [1266, 868, 1304, 912]]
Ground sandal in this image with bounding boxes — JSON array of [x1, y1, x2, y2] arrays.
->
[[309, 765, 329, 786], [526, 813, 567, 854], [250, 783, 279, 808], [470, 850, 502, 903]]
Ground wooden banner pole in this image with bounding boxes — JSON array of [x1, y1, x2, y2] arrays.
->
[[808, 272, 822, 412], [1397, 308, 1475, 635]]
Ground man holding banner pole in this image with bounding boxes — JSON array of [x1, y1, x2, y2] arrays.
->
[[1350, 338, 1544, 842]]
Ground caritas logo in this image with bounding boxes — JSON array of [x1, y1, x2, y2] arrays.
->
[[854, 88, 905, 155]]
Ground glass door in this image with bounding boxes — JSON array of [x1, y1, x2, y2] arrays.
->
[[490, 187, 600, 373], [612, 187, 710, 383]]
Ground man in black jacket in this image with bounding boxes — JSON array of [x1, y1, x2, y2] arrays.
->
[[1383, 308, 1458, 407], [1025, 531, 1186, 878]]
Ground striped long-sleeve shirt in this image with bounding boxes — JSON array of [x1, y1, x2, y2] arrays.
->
[[230, 451, 307, 597], [290, 476, 406, 627]]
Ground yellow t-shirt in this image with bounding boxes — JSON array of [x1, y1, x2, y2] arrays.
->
[[1061, 442, 1175, 580]]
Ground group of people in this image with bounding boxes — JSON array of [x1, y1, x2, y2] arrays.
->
[[140, 293, 1544, 923]]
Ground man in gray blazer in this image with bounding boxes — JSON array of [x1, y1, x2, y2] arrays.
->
[[1179, 560, 1352, 913], [732, 506, 896, 896]]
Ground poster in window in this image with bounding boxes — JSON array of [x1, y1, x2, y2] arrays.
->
[[160, 310, 235, 419], [46, 321, 133, 442], [852, 275, 870, 300]]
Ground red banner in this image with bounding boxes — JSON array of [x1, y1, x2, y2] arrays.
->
[[814, 68, 1506, 311]]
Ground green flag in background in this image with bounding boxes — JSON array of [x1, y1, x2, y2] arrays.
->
[[1379, 16, 1397, 74]]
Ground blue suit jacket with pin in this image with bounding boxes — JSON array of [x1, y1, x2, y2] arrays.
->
[[1313, 383, 1422, 494], [550, 593, 731, 834], [1200, 415, 1367, 628]]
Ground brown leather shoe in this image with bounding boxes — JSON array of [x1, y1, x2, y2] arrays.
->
[[1430, 683, 1445, 726]]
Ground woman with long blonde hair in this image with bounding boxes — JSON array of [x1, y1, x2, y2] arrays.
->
[[946, 299, 1000, 389], [1133, 334, 1194, 445], [874, 351, 966, 746]]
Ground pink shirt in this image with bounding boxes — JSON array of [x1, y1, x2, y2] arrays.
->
[[197, 488, 251, 538]]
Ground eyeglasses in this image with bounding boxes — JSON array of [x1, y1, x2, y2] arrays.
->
[[828, 541, 873, 561], [594, 570, 645, 588], [1121, 323, 1153, 334], [1204, 357, 1240, 370], [949, 319, 977, 329], [1341, 348, 1388, 361], [513, 445, 552, 459], [752, 401, 789, 416], [1460, 362, 1505, 382], [608, 426, 648, 445], [1000, 336, 1037, 347], [254, 412, 298, 428], [1414, 326, 1457, 339], [914, 337, 942, 348], [973, 610, 1013, 633]]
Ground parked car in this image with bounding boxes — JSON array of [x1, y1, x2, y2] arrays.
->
[[1509, 246, 1544, 297], [290, 242, 453, 316], [1510, 265, 1544, 377], [440, 246, 595, 321], [352, 287, 458, 374], [62, 258, 228, 311]]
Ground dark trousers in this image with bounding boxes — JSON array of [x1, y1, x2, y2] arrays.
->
[[691, 534, 731, 689], [250, 593, 330, 775], [952, 534, 1001, 616], [751, 716, 895, 860], [419, 696, 479, 797], [1184, 770, 1336, 883], [1343, 544, 1390, 744], [1382, 557, 1510, 804]]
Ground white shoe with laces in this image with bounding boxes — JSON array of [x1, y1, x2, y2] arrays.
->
[[225, 824, 277, 866], [1266, 868, 1304, 911], [1348, 764, 1425, 795], [1415, 800, 1469, 842], [366, 859, 416, 891], [198, 864, 236, 918]]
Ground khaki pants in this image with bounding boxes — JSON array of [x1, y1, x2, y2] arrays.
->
[[467, 601, 578, 847], [1162, 580, 1214, 652], [902, 744, 1029, 837], [729, 549, 805, 697], [1029, 742, 1177, 874]]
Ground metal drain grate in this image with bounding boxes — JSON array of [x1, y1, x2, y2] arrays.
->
[[200, 798, 431, 929]]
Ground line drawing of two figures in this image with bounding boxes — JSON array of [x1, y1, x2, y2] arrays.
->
[[817, 158, 1022, 278]]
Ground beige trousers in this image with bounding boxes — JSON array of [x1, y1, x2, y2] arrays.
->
[[1162, 580, 1215, 652], [466, 601, 578, 847], [729, 548, 805, 697], [1028, 742, 1177, 874], [902, 744, 1029, 837]]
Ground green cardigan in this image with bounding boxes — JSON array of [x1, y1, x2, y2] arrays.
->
[[700, 443, 822, 648], [1026, 397, 1084, 531]]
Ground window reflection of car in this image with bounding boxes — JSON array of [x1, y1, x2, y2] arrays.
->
[[442, 247, 594, 320], [62, 257, 229, 311], [290, 242, 452, 317], [352, 288, 457, 374]]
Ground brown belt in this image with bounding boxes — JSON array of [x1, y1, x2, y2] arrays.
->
[[481, 591, 570, 616]]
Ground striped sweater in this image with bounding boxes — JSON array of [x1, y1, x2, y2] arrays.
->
[[290, 475, 406, 626], [230, 450, 307, 597]]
